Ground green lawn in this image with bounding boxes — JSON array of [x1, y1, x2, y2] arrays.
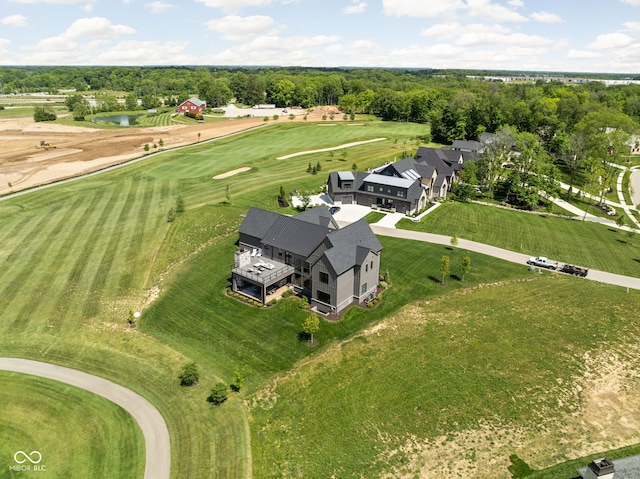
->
[[399, 202, 640, 277], [0, 372, 144, 478], [0, 120, 426, 478], [249, 275, 640, 478]]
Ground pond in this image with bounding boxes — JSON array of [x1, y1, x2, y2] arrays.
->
[[91, 114, 141, 126]]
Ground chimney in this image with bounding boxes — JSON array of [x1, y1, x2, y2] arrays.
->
[[584, 458, 615, 479]]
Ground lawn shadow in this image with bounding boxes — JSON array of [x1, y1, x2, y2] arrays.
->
[[427, 275, 441, 284]]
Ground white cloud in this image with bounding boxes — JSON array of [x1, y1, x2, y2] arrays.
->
[[206, 15, 281, 41], [624, 21, 640, 31], [621, 0, 640, 5], [466, 0, 529, 23], [343, 1, 367, 14], [587, 32, 636, 49], [530, 11, 564, 24], [507, 0, 523, 6], [194, 0, 271, 14], [383, 0, 464, 18], [1, 14, 28, 27], [421, 22, 549, 48], [567, 49, 602, 59], [145, 1, 173, 14], [204, 34, 341, 65], [61, 17, 136, 38], [97, 40, 193, 64], [8, 0, 96, 3]]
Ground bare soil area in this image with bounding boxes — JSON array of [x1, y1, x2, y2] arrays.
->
[[0, 106, 338, 195]]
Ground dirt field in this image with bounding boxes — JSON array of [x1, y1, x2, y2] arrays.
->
[[0, 106, 338, 195]]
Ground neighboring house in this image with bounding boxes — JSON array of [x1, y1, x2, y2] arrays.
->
[[177, 97, 206, 115], [232, 206, 382, 314], [452, 139, 482, 154], [327, 145, 476, 212]]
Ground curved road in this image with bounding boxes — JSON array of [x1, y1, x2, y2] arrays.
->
[[0, 358, 170, 479], [370, 225, 640, 290]]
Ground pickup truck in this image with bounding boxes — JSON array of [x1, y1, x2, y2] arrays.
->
[[527, 256, 559, 270]]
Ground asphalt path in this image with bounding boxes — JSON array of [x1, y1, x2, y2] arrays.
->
[[631, 166, 640, 207], [0, 358, 171, 479], [370, 225, 640, 291]]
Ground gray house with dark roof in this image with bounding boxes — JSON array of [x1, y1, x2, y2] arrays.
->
[[233, 206, 381, 314]]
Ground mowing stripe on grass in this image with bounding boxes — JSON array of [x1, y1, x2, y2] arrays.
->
[[118, 177, 157, 294], [13, 194, 91, 330], [54, 186, 121, 324], [0, 211, 61, 326], [82, 179, 138, 319]]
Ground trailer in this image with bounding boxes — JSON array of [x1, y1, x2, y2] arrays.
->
[[252, 104, 276, 109], [527, 256, 588, 277]]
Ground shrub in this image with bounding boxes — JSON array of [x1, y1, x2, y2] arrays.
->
[[33, 106, 56, 122], [179, 362, 199, 386], [207, 383, 229, 405], [299, 296, 309, 309], [230, 371, 244, 392], [379, 281, 387, 289]]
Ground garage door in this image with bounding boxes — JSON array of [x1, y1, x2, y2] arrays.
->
[[342, 195, 353, 204]]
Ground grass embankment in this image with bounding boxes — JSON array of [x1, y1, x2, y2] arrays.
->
[[0, 121, 425, 478], [249, 274, 640, 478], [0, 372, 144, 478], [399, 202, 640, 277]]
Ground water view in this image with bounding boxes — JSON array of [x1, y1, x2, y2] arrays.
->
[[91, 114, 141, 126]]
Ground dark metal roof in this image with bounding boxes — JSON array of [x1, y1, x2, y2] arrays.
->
[[239, 207, 281, 240], [262, 216, 330, 257], [323, 218, 382, 275], [294, 205, 339, 230]]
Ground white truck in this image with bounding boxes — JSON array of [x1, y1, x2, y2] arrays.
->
[[527, 256, 559, 270]]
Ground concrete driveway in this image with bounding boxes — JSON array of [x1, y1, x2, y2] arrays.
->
[[0, 358, 171, 479]]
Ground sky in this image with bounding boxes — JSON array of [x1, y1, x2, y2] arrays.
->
[[1, 0, 640, 73]]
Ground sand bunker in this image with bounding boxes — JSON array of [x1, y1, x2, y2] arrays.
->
[[213, 167, 251, 179], [276, 138, 386, 160]]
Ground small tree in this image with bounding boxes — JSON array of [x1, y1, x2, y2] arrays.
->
[[175, 196, 185, 213], [167, 207, 176, 223], [279, 185, 285, 200], [179, 362, 199, 386], [316, 161, 322, 172], [230, 370, 244, 392], [159, 138, 164, 148], [460, 255, 471, 282], [307, 162, 312, 173], [450, 235, 459, 251], [299, 295, 309, 309], [311, 165, 317, 175], [225, 184, 231, 203], [440, 255, 450, 286], [302, 313, 320, 345], [127, 309, 135, 328], [208, 382, 229, 405], [351, 163, 357, 172], [144, 143, 150, 152]]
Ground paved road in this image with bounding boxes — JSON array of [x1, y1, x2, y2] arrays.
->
[[631, 166, 640, 207], [0, 358, 171, 479], [370, 225, 640, 291]]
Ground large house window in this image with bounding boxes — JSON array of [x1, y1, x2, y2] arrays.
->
[[317, 291, 331, 304], [319, 271, 329, 283], [367, 185, 374, 192], [365, 263, 368, 272], [396, 190, 405, 198], [361, 283, 368, 294], [343, 182, 352, 189]]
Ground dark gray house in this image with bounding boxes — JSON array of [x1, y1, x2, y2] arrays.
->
[[232, 206, 382, 314], [327, 146, 476, 212]]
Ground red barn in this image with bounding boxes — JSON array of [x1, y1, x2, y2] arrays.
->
[[177, 97, 206, 115]]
